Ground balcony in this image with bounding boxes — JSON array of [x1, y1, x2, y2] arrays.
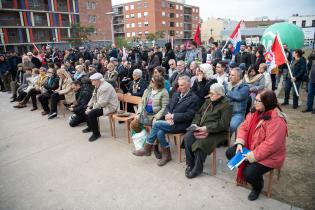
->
[[56, 0, 68, 12], [0, 11, 21, 26], [33, 28, 53, 42], [113, 7, 124, 16], [184, 7, 192, 15], [184, 31, 192, 39], [113, 17, 124, 25], [34, 12, 48, 26], [6, 28, 27, 43], [28, 0, 49, 11], [184, 15, 192, 22]]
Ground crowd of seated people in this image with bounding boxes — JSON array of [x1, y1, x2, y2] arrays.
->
[[3, 40, 307, 201]]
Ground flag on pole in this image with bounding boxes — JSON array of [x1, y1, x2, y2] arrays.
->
[[193, 23, 201, 46], [264, 34, 286, 72], [32, 43, 39, 52], [229, 21, 242, 54]]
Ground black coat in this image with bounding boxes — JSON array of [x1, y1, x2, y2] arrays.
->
[[191, 78, 217, 105], [8, 55, 22, 79], [235, 51, 251, 69], [162, 49, 175, 70], [31, 56, 42, 68], [128, 78, 148, 97], [73, 84, 93, 115], [165, 91, 200, 133], [148, 54, 161, 74], [43, 75, 59, 94], [291, 57, 307, 81]]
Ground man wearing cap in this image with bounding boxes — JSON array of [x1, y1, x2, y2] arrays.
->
[[82, 73, 119, 142]]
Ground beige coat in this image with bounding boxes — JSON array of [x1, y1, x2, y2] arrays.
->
[[58, 77, 76, 104], [88, 80, 119, 115]]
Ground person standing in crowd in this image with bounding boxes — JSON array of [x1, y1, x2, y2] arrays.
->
[[226, 90, 287, 201], [184, 83, 232, 178], [225, 67, 249, 134], [185, 41, 202, 66], [10, 63, 24, 102], [82, 73, 119, 142], [7, 51, 22, 88], [0, 54, 10, 92], [252, 49, 266, 71], [175, 44, 187, 62], [133, 76, 200, 166], [302, 61, 315, 113], [214, 61, 229, 86], [68, 80, 93, 127], [109, 44, 118, 59], [210, 42, 222, 65], [235, 43, 252, 69], [147, 49, 161, 79], [282, 49, 306, 109], [162, 42, 175, 71], [38, 68, 60, 115], [47, 68, 75, 119], [278, 44, 292, 88]]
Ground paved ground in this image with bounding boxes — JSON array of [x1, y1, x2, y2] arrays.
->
[[0, 92, 301, 210]]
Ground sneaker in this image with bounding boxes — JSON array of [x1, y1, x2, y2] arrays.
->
[[82, 127, 92, 133], [48, 112, 57, 119], [89, 133, 101, 142]]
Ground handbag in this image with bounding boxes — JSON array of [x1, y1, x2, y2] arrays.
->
[[138, 110, 152, 126]]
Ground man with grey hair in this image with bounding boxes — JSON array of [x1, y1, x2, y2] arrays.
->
[[134, 75, 200, 166], [225, 67, 249, 135], [184, 83, 232, 178], [169, 60, 191, 96], [167, 59, 177, 79]]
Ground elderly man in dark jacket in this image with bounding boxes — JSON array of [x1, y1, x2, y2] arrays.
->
[[69, 80, 93, 127], [184, 83, 232, 178], [134, 75, 200, 166]]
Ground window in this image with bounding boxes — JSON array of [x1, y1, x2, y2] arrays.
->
[[144, 21, 149, 26], [145, 31, 149, 35], [292, 21, 296, 25], [180, 31, 183, 35], [144, 12, 148, 17], [169, 30, 175, 36], [138, 31, 143, 36], [312, 20, 315, 27], [192, 8, 195, 13], [91, 2, 96, 10], [170, 3, 175, 9], [176, 5, 179, 10], [170, 22, 175, 27], [302, 20, 306, 27], [144, 2, 148, 8], [180, 6, 183, 10], [162, 1, 166, 7], [138, 13, 142, 18], [131, 23, 135, 28], [88, 15, 96, 23], [176, 22, 179, 27], [125, 15, 129, 19], [130, 14, 135, 18], [126, 24, 130, 28], [132, 32, 136, 37], [138, 22, 142, 27], [162, 11, 166, 17], [176, 14, 179, 18], [170, 13, 174, 18], [127, 32, 131, 37], [196, 9, 199, 13], [180, 23, 183, 27], [137, 2, 142, 9], [130, 4, 134, 10], [162, 21, 166, 26], [125, 5, 129, 11]]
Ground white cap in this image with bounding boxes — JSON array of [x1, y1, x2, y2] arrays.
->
[[89, 72, 103, 80]]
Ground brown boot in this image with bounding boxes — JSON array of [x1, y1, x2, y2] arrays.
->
[[13, 103, 26, 108], [132, 144, 153, 156], [157, 147, 172, 166]]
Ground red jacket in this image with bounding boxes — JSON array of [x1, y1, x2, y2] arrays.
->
[[236, 108, 288, 169]]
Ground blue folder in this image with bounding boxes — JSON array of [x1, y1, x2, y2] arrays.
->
[[227, 147, 251, 170]]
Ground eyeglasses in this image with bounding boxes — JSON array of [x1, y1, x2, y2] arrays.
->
[[169, 63, 175, 66], [254, 99, 262, 103]]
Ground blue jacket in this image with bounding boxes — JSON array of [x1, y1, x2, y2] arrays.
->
[[291, 57, 307, 81], [225, 82, 249, 115], [0, 60, 9, 76]]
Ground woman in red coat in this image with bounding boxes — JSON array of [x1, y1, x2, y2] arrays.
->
[[226, 89, 287, 201]]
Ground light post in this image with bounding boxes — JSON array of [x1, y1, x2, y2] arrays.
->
[[105, 11, 118, 45]]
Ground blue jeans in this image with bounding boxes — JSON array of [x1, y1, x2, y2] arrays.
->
[[307, 82, 315, 110], [147, 120, 171, 148], [230, 113, 245, 134], [284, 80, 301, 107]]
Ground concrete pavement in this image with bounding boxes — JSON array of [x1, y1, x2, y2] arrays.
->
[[0, 92, 300, 210]]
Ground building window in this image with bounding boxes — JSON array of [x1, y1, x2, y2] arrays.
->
[[130, 4, 134, 10], [144, 2, 148, 8], [196, 9, 199, 13], [170, 13, 174, 18], [170, 22, 175, 27], [162, 21, 166, 26], [176, 22, 179, 27], [88, 15, 96, 23], [292, 21, 296, 25], [138, 22, 142, 27], [125, 5, 129, 11], [131, 23, 135, 28], [87, 2, 96, 10], [137, 2, 142, 9], [176, 5, 179, 10], [170, 3, 175, 9], [145, 31, 149, 35], [302, 20, 306, 27], [138, 13, 142, 18], [126, 24, 130, 28], [138, 31, 143, 36], [169, 30, 175, 36], [180, 6, 183, 10], [144, 12, 148, 17], [126, 15, 129, 19], [130, 14, 135, 18], [127, 32, 131, 37], [162, 11, 166, 17], [162, 1, 166, 7], [144, 21, 149, 26], [312, 20, 315, 27], [192, 8, 195, 13], [176, 14, 179, 18], [132, 32, 136, 37]]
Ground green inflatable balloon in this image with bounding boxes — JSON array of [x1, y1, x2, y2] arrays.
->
[[261, 22, 304, 50]]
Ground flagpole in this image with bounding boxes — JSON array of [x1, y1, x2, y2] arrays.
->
[[221, 38, 230, 53], [276, 33, 299, 97]]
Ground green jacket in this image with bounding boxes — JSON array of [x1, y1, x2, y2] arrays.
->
[[191, 97, 233, 155], [136, 87, 169, 120]]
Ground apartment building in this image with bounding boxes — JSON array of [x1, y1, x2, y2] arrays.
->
[[0, 0, 112, 53], [112, 0, 200, 43]]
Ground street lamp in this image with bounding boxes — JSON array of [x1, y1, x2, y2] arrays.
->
[[105, 11, 118, 45]]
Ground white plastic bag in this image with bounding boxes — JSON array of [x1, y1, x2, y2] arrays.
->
[[132, 129, 147, 151]]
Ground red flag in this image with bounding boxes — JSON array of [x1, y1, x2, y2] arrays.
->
[[193, 23, 201, 45], [271, 34, 286, 66]]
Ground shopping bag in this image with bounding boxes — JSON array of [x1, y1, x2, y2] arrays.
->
[[132, 129, 147, 150]]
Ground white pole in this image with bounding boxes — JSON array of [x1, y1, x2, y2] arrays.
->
[[277, 33, 299, 97], [221, 38, 230, 53]]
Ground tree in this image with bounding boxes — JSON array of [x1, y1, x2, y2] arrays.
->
[[146, 33, 156, 41], [66, 23, 96, 47], [116, 37, 130, 49]]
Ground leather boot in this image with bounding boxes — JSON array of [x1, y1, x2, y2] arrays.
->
[[157, 147, 172, 166], [153, 144, 162, 159], [132, 144, 153, 156]]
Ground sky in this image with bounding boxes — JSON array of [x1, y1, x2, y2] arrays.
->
[[112, 0, 315, 21]]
